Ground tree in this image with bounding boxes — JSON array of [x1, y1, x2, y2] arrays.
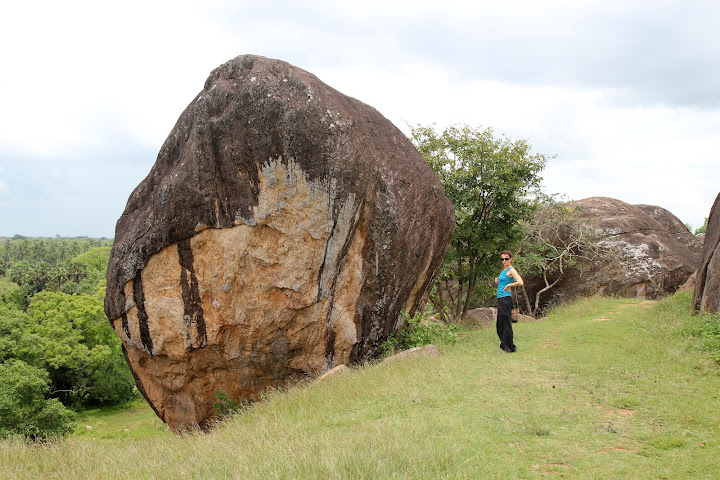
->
[[70, 246, 111, 273], [0, 277, 23, 309], [514, 196, 606, 315], [695, 217, 709, 236], [0, 304, 31, 362], [18, 291, 135, 406], [411, 124, 548, 321], [0, 237, 135, 411], [0, 359, 76, 441]]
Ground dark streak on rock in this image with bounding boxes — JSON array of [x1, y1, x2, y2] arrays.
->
[[133, 272, 154, 355], [178, 238, 208, 349], [315, 216, 337, 303], [323, 314, 337, 368], [121, 312, 131, 339]]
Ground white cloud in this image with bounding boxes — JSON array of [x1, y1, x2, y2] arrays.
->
[[312, 61, 720, 228], [0, 0, 236, 156], [1, 0, 719, 235]]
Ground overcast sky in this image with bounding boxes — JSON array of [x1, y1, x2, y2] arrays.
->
[[1, 0, 718, 237]]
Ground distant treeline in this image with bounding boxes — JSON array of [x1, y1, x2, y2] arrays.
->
[[0, 237, 113, 304]]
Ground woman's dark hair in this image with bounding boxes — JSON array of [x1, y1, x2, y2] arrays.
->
[[501, 250, 513, 258]]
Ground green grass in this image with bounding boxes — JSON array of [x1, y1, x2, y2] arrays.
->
[[1, 293, 718, 479], [71, 397, 170, 440]]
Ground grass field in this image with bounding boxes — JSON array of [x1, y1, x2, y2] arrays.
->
[[1, 293, 718, 479]]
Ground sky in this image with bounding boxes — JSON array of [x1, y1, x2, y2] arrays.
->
[[1, 0, 718, 238]]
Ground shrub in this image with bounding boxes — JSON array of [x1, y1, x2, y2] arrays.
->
[[380, 311, 457, 356], [213, 391, 241, 418], [0, 360, 75, 441]]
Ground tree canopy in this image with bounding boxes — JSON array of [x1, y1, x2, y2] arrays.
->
[[0, 359, 76, 441], [0, 237, 134, 440], [695, 217, 709, 236], [411, 124, 549, 320]]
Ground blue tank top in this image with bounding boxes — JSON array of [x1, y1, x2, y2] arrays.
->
[[497, 267, 513, 298]]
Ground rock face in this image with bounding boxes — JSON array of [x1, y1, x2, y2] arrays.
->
[[694, 192, 720, 313], [636, 204, 703, 256], [524, 197, 701, 309], [104, 55, 454, 432]]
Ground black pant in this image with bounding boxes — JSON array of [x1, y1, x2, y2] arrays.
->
[[497, 296, 516, 352]]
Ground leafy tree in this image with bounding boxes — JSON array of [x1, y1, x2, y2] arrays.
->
[[18, 291, 135, 406], [0, 304, 31, 362], [379, 311, 458, 356], [8, 260, 32, 287], [71, 246, 111, 273], [2, 239, 113, 306], [695, 217, 709, 236], [70, 246, 111, 296], [0, 238, 134, 411], [514, 196, 607, 315], [411, 124, 548, 321], [0, 277, 23, 309], [0, 359, 76, 441]]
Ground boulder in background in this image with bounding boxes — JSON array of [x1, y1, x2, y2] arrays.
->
[[523, 197, 701, 310]]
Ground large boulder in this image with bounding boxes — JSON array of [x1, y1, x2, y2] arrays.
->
[[636, 204, 703, 256], [694, 192, 720, 313], [524, 197, 701, 309], [104, 55, 454, 432]]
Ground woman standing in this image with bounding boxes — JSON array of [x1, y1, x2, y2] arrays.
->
[[494, 250, 524, 353]]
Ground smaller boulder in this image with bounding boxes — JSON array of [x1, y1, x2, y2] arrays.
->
[[515, 313, 537, 323], [461, 308, 497, 328], [461, 307, 536, 328], [383, 344, 440, 363], [315, 364, 350, 383], [524, 197, 701, 310]]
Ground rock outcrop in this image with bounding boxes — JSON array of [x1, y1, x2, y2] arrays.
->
[[636, 204, 703, 256], [694, 192, 720, 314], [105, 55, 454, 432], [524, 197, 701, 309]]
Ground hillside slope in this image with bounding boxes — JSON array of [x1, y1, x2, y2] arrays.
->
[[1, 294, 718, 479]]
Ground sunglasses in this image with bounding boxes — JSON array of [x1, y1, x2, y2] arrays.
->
[[501, 257, 511, 261]]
